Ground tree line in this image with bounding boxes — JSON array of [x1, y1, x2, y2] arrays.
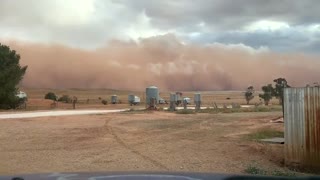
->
[[245, 78, 290, 106]]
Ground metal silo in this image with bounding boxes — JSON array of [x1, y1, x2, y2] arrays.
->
[[128, 94, 135, 104], [111, 95, 118, 104], [170, 93, 177, 102], [194, 93, 201, 110], [194, 93, 201, 102], [169, 93, 176, 111], [146, 86, 159, 106]]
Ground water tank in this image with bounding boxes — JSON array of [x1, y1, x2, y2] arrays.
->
[[194, 93, 201, 103], [176, 92, 182, 101], [146, 86, 159, 105], [111, 95, 118, 104], [170, 93, 176, 102], [128, 94, 135, 103]]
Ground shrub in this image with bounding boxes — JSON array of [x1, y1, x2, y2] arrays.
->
[[44, 92, 57, 101], [176, 109, 196, 114], [101, 99, 108, 105], [244, 165, 267, 175], [58, 95, 72, 103]]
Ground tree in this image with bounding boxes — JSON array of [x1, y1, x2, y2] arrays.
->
[[0, 43, 27, 109], [273, 78, 290, 105], [259, 84, 274, 105], [45, 92, 57, 101], [244, 86, 255, 105], [58, 95, 72, 103]]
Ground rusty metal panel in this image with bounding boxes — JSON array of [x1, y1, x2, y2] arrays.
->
[[284, 88, 305, 166], [304, 87, 320, 168], [284, 87, 320, 169]]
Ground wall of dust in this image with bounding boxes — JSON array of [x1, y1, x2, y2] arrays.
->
[[4, 34, 320, 91]]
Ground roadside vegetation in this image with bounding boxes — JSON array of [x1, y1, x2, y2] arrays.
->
[[245, 128, 284, 140], [244, 164, 297, 177], [121, 108, 153, 114], [173, 105, 282, 114]]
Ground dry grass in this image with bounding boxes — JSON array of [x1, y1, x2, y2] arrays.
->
[[0, 111, 289, 175]]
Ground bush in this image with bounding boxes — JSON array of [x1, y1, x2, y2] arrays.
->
[[44, 92, 57, 101], [244, 165, 267, 175], [101, 99, 108, 105], [58, 95, 72, 103]]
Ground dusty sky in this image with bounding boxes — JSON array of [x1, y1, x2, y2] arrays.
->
[[1, 0, 320, 90]]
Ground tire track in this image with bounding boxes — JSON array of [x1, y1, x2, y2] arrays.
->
[[105, 120, 169, 170]]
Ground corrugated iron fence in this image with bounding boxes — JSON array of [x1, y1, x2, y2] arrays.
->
[[284, 87, 320, 169]]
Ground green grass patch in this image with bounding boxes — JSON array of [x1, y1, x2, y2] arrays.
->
[[244, 165, 297, 177], [270, 170, 297, 177], [246, 128, 284, 140], [196, 106, 282, 114], [176, 109, 196, 114], [121, 108, 153, 114], [244, 165, 267, 175]]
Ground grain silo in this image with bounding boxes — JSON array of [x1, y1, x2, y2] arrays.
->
[[146, 86, 159, 108], [169, 93, 176, 111], [194, 93, 201, 110], [128, 94, 135, 105], [111, 95, 118, 104]]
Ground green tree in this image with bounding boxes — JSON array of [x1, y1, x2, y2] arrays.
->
[[273, 78, 290, 105], [244, 86, 255, 105], [259, 84, 274, 105], [0, 43, 27, 109], [44, 92, 57, 101]]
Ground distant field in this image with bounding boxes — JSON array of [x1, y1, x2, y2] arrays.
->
[[18, 88, 281, 111]]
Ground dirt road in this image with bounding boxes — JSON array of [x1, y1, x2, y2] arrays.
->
[[0, 111, 284, 175], [0, 109, 129, 119]]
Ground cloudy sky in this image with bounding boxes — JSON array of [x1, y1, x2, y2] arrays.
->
[[1, 0, 319, 53], [1, 0, 320, 90]]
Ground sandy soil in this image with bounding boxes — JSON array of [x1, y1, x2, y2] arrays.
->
[[0, 109, 129, 119], [0, 111, 284, 175]]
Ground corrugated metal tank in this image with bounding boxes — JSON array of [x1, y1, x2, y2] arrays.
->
[[146, 86, 159, 105], [170, 93, 176, 102], [176, 93, 182, 101], [128, 94, 135, 103], [111, 95, 118, 104], [284, 87, 320, 170], [194, 93, 201, 103]]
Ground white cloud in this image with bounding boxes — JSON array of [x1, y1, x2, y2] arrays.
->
[[124, 11, 169, 41], [0, 0, 319, 53], [206, 42, 269, 54], [305, 24, 320, 33], [44, 0, 96, 26], [244, 20, 290, 32]]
